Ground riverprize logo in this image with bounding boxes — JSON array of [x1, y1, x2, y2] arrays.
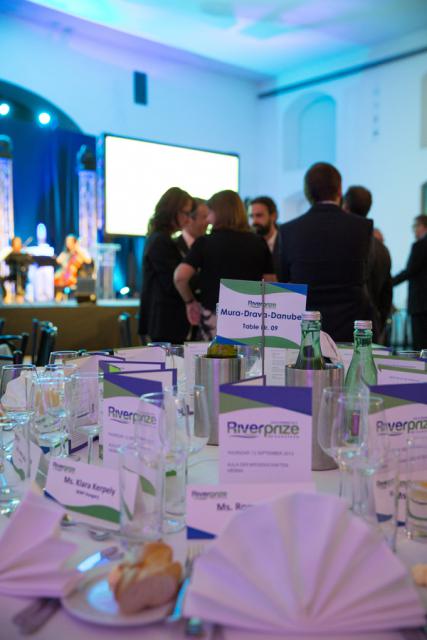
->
[[108, 406, 148, 425], [227, 421, 300, 438], [376, 417, 427, 436]]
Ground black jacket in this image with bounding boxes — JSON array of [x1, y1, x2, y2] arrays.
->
[[138, 231, 189, 342], [278, 203, 374, 342], [392, 234, 427, 314], [368, 237, 392, 334]]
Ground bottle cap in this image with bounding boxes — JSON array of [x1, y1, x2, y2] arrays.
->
[[354, 320, 372, 329], [302, 311, 321, 321]]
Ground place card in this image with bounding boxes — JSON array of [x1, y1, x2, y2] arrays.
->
[[102, 369, 167, 468], [187, 482, 316, 540], [377, 364, 427, 385], [219, 383, 312, 483], [184, 341, 208, 390], [45, 458, 130, 530], [74, 353, 125, 373], [115, 346, 166, 363], [374, 355, 426, 371], [99, 360, 165, 374], [370, 382, 427, 452]]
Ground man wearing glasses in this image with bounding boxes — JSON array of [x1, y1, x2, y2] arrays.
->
[[393, 215, 427, 350]]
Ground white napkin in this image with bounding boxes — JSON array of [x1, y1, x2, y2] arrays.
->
[[184, 493, 425, 635], [320, 331, 343, 365], [0, 490, 80, 597], [0, 374, 27, 410]]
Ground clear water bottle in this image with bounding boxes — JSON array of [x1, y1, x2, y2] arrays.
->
[[345, 320, 378, 389], [294, 311, 325, 370]]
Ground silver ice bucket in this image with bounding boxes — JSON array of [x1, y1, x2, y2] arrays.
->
[[285, 363, 344, 471], [195, 355, 245, 445]]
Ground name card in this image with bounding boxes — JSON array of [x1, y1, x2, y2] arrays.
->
[[370, 382, 427, 452], [377, 365, 427, 385], [99, 360, 165, 374], [45, 458, 129, 530], [219, 383, 312, 483], [115, 346, 166, 363], [187, 482, 316, 540], [102, 370, 168, 468]]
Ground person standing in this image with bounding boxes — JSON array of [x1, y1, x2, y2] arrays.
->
[[249, 196, 280, 274], [278, 163, 374, 342], [138, 187, 193, 344], [343, 186, 392, 344], [174, 190, 274, 340], [392, 215, 427, 350]]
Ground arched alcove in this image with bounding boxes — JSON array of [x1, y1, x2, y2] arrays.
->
[[283, 92, 336, 171]]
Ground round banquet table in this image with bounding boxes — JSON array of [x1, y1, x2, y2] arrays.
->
[[0, 446, 425, 640]]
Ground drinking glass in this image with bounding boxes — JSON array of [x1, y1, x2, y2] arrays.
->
[[237, 344, 261, 378], [406, 436, 427, 542], [140, 389, 190, 533], [33, 376, 72, 456], [49, 351, 79, 365], [43, 362, 78, 378], [166, 345, 186, 391], [0, 364, 37, 456], [118, 439, 164, 550], [187, 385, 210, 457], [70, 372, 103, 464]]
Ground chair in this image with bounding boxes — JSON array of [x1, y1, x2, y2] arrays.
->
[[30, 318, 39, 365], [0, 350, 23, 365], [35, 322, 58, 366], [0, 333, 29, 357], [0, 318, 5, 335], [118, 313, 132, 348]]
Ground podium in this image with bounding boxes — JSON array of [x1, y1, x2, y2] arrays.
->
[[92, 243, 121, 300]]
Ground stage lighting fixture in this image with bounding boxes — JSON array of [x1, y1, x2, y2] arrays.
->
[[0, 103, 11, 117], [37, 111, 52, 126], [119, 286, 130, 296]]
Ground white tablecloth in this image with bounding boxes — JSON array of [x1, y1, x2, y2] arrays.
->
[[0, 447, 425, 639]]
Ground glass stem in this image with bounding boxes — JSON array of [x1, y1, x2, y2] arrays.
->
[[87, 435, 94, 465]]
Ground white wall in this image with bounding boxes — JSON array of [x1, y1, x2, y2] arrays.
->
[[0, 11, 260, 196], [255, 38, 427, 308]]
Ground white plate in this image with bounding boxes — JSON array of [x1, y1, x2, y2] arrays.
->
[[62, 568, 174, 627]]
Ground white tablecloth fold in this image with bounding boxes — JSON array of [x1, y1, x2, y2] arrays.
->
[[0, 490, 80, 597], [184, 493, 425, 635]]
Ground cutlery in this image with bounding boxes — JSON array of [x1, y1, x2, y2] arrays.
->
[[12, 545, 123, 635], [167, 542, 204, 625]]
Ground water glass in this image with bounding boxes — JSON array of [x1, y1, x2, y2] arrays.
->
[[70, 372, 103, 464], [406, 437, 427, 542], [140, 389, 190, 533], [187, 385, 210, 456], [49, 350, 79, 365], [33, 376, 72, 456], [237, 344, 261, 378], [118, 439, 164, 548], [0, 364, 37, 427]]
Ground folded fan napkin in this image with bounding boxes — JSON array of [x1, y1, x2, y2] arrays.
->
[[0, 490, 80, 597], [0, 374, 26, 409], [184, 493, 425, 635]]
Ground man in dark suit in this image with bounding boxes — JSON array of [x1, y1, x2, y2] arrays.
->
[[343, 186, 392, 344], [278, 163, 374, 342], [249, 196, 280, 275], [392, 215, 427, 350]]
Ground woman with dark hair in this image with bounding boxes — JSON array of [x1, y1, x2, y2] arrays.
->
[[174, 190, 274, 339], [138, 187, 193, 343]]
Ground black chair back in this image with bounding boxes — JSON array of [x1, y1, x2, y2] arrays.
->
[[0, 333, 29, 357], [118, 313, 132, 348], [36, 322, 57, 367], [0, 318, 5, 334], [0, 349, 23, 365]]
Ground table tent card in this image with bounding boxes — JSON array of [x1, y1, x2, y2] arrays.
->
[[99, 360, 165, 374], [186, 482, 315, 541], [44, 458, 129, 531], [370, 382, 427, 521], [377, 364, 427, 385], [115, 346, 167, 363], [102, 369, 168, 468], [374, 355, 427, 371], [215, 279, 307, 385], [219, 383, 312, 483]]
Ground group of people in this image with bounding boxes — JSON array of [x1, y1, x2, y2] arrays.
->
[[138, 161, 427, 349], [1, 233, 92, 303]]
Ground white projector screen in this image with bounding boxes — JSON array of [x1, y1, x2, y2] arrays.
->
[[104, 134, 240, 236]]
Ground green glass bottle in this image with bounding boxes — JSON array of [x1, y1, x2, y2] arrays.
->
[[294, 311, 325, 370], [345, 320, 378, 389], [206, 336, 238, 358]]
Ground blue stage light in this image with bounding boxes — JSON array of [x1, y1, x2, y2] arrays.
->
[[37, 111, 52, 126], [0, 103, 11, 117]]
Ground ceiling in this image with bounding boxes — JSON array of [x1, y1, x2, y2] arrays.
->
[[13, 0, 427, 78]]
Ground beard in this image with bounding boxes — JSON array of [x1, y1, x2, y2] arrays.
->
[[252, 223, 270, 237]]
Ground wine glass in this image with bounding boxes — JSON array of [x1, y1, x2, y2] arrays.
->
[[70, 372, 103, 464], [236, 344, 262, 378], [318, 387, 369, 501], [0, 364, 38, 455]]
